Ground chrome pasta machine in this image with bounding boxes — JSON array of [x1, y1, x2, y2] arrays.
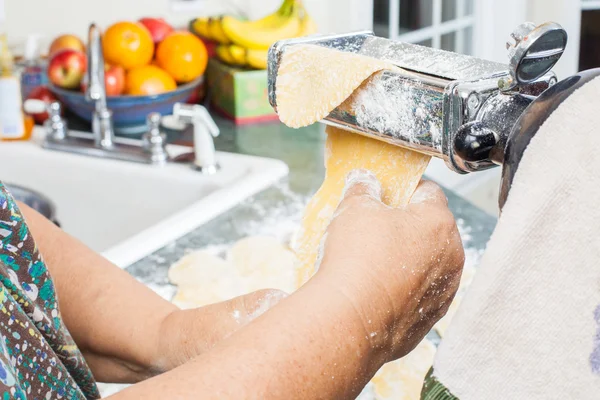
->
[[267, 22, 600, 208]]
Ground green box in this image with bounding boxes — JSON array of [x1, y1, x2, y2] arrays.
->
[[206, 58, 279, 125]]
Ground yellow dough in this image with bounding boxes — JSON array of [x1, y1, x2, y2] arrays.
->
[[275, 44, 431, 286], [169, 251, 243, 309], [227, 235, 296, 294], [169, 236, 297, 309], [294, 128, 431, 285], [276, 44, 403, 128]]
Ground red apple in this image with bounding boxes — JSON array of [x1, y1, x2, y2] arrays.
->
[[105, 65, 125, 96], [25, 86, 60, 124], [80, 64, 125, 96], [48, 49, 87, 90], [139, 17, 174, 44], [48, 34, 85, 57], [199, 37, 218, 58]]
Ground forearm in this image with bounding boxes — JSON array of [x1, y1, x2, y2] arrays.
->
[[112, 275, 387, 399], [18, 202, 178, 382]]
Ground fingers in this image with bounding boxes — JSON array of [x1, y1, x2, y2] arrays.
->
[[341, 169, 383, 202], [410, 180, 448, 206]]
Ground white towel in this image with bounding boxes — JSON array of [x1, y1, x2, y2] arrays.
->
[[431, 76, 600, 399]]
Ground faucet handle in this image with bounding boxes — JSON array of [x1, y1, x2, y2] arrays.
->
[[142, 113, 169, 165], [47, 102, 62, 119], [146, 112, 162, 134], [172, 103, 219, 174], [173, 103, 220, 137], [23, 100, 68, 140]]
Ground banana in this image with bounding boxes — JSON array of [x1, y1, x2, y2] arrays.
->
[[246, 48, 269, 70], [215, 44, 268, 70], [221, 2, 301, 50], [208, 0, 315, 69], [244, 0, 295, 30], [228, 45, 248, 66], [190, 17, 210, 39], [208, 16, 232, 44], [215, 45, 237, 65]]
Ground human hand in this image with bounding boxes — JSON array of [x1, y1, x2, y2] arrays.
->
[[316, 170, 465, 362]]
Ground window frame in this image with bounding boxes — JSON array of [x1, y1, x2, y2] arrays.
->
[[385, 0, 475, 54]]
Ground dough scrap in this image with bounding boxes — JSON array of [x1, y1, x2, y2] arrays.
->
[[371, 339, 437, 399], [169, 236, 297, 309], [275, 44, 400, 128], [169, 251, 243, 309], [227, 235, 296, 294]]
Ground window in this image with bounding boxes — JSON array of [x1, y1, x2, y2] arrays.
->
[[373, 0, 475, 55], [581, 0, 600, 11], [580, 1, 600, 70]]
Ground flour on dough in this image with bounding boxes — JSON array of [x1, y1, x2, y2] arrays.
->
[[275, 44, 401, 128], [293, 126, 431, 286]]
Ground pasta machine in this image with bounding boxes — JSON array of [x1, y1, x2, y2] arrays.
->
[[267, 22, 600, 209]]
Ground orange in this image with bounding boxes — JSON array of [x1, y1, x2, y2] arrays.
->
[[125, 65, 177, 95], [103, 22, 154, 70], [156, 31, 208, 83]]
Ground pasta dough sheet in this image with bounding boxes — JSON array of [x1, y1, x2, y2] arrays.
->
[[275, 44, 404, 128], [294, 126, 431, 286], [275, 44, 430, 286]]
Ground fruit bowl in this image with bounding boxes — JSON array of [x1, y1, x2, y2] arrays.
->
[[49, 77, 204, 135]]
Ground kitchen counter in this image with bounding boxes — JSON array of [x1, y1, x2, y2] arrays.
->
[[123, 113, 498, 298]]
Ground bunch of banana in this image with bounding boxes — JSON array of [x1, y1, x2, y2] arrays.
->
[[215, 44, 270, 70], [190, 0, 317, 70]]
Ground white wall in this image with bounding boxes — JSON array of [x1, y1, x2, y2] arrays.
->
[[4, 0, 373, 53]]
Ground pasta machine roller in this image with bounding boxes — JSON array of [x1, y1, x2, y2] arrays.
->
[[268, 22, 600, 208]]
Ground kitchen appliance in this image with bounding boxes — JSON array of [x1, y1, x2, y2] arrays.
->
[[268, 22, 600, 209]]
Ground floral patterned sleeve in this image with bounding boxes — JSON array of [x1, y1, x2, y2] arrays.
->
[[0, 182, 100, 399]]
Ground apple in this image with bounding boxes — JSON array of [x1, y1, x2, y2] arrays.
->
[[104, 65, 125, 96], [48, 34, 85, 57], [25, 86, 60, 124], [199, 37, 217, 58], [139, 18, 174, 44], [48, 49, 87, 90], [80, 63, 125, 96]]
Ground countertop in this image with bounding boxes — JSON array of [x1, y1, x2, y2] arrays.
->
[[120, 113, 498, 298]]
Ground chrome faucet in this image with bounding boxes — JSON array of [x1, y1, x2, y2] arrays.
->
[[86, 23, 115, 148], [23, 22, 171, 165]]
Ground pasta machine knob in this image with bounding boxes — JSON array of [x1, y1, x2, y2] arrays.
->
[[500, 22, 567, 92], [454, 122, 500, 164]]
